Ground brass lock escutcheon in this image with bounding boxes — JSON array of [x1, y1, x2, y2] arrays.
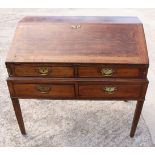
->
[[101, 68, 113, 77], [104, 87, 117, 94], [38, 67, 50, 76], [36, 85, 51, 94], [71, 24, 81, 29]]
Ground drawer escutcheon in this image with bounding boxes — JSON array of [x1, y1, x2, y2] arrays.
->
[[103, 87, 117, 94], [71, 24, 81, 29], [101, 68, 114, 76], [36, 85, 51, 94], [38, 67, 50, 76]]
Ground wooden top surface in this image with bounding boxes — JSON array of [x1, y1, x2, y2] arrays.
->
[[20, 16, 142, 24], [6, 16, 149, 64]]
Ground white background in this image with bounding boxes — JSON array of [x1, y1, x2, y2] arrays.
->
[[0, 0, 155, 8]]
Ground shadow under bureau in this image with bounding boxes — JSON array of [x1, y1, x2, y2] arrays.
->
[[5, 16, 149, 137]]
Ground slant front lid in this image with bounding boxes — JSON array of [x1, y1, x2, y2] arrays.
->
[[6, 16, 149, 64]]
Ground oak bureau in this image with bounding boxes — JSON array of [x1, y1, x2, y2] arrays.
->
[[5, 16, 149, 137]]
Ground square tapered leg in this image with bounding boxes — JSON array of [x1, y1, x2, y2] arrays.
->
[[11, 98, 26, 135], [130, 100, 144, 137]]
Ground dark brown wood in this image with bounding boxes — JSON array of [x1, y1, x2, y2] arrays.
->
[[6, 63, 148, 79], [14, 64, 74, 77], [7, 77, 148, 100], [79, 84, 142, 98], [130, 100, 144, 137], [20, 16, 142, 24], [78, 66, 141, 78], [7, 77, 148, 83], [5, 16, 149, 137], [14, 84, 75, 98], [11, 98, 26, 135], [6, 16, 148, 64]]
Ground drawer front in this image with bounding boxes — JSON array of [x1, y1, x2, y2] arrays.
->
[[78, 66, 142, 78], [14, 65, 74, 77], [8, 78, 148, 100], [13, 84, 75, 98], [79, 84, 142, 99]]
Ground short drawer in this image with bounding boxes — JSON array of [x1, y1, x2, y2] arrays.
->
[[79, 84, 142, 99], [13, 65, 74, 77], [13, 84, 75, 98], [78, 66, 143, 78]]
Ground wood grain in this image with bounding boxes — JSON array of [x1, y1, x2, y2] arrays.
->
[[14, 83, 75, 98], [6, 16, 148, 64], [5, 16, 149, 137], [78, 84, 142, 98], [11, 98, 26, 135], [78, 66, 142, 78], [14, 64, 74, 77], [7, 77, 148, 100]]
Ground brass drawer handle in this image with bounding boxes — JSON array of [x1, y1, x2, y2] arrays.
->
[[104, 87, 117, 94], [38, 67, 50, 76], [101, 68, 113, 77], [36, 85, 51, 94], [71, 24, 81, 29]]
